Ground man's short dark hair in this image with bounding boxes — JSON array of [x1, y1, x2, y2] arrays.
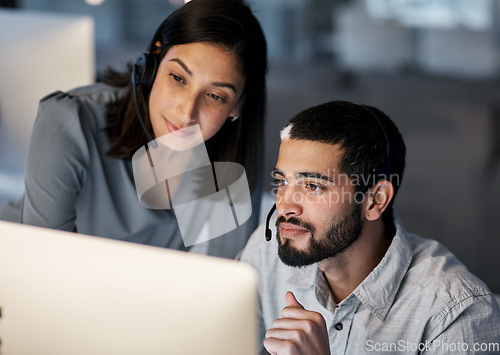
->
[[284, 100, 406, 234]]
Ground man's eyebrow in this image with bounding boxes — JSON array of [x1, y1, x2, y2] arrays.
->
[[272, 169, 284, 177], [297, 172, 334, 183], [272, 169, 334, 183], [169, 58, 237, 93]]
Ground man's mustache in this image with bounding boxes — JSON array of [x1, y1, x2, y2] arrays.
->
[[275, 216, 315, 234]]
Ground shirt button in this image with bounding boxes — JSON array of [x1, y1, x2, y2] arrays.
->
[[334, 322, 343, 331]]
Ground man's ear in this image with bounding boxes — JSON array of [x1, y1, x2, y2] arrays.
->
[[364, 181, 394, 221]]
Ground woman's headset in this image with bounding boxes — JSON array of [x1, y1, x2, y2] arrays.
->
[[131, 26, 163, 147]]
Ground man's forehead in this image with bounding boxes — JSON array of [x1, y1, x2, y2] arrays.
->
[[279, 137, 342, 153], [277, 138, 343, 173]]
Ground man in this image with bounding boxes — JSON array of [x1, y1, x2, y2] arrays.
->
[[240, 101, 500, 354]]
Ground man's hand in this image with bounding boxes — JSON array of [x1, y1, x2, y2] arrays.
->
[[263, 291, 330, 355]]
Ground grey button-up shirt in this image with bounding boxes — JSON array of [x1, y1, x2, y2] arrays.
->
[[240, 214, 500, 354]]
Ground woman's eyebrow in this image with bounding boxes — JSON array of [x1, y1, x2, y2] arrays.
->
[[212, 82, 237, 93], [170, 58, 191, 75], [169, 58, 237, 93]]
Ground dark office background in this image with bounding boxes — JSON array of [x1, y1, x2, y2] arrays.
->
[[1, 0, 500, 293]]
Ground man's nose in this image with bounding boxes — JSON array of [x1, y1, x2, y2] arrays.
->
[[276, 185, 303, 218]]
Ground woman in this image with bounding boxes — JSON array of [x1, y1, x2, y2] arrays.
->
[[0, 0, 267, 258]]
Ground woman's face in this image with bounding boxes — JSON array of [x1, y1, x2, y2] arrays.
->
[[148, 42, 245, 142]]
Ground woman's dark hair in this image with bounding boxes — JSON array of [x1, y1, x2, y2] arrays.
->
[[284, 100, 406, 236], [101, 0, 267, 191]]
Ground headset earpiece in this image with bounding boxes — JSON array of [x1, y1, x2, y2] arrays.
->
[[131, 52, 158, 148], [130, 26, 162, 148], [134, 52, 158, 90]]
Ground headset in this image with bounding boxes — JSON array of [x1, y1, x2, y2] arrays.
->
[[265, 204, 276, 242], [264, 104, 393, 241], [131, 25, 163, 149], [132, 51, 159, 91]]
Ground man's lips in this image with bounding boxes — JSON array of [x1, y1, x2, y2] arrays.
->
[[279, 222, 309, 238]]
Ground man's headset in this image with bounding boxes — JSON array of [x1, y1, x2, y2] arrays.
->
[[264, 104, 393, 242]]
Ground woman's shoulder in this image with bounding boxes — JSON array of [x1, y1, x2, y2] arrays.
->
[[40, 82, 123, 109], [36, 83, 124, 129], [66, 82, 124, 103]]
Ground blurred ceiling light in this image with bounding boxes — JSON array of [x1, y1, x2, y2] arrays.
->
[[366, 0, 492, 30], [85, 0, 105, 5]]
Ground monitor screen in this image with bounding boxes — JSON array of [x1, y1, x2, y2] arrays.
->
[[0, 220, 258, 355], [0, 9, 94, 157]]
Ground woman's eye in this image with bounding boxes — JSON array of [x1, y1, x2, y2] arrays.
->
[[170, 74, 184, 83], [208, 93, 225, 102]]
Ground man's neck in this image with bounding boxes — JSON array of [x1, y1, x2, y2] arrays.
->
[[317, 220, 392, 304]]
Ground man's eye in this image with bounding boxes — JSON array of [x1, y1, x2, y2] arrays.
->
[[306, 183, 323, 192], [273, 178, 287, 187]]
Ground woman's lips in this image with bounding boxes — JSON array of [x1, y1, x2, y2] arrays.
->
[[165, 119, 193, 138]]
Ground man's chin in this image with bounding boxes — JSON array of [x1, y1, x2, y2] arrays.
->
[[278, 243, 318, 268]]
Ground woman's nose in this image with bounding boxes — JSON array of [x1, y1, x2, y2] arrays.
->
[[178, 93, 200, 126]]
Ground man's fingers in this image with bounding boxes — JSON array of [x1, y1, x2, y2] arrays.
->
[[265, 293, 331, 355], [271, 316, 324, 335], [280, 306, 326, 327], [266, 327, 305, 341], [264, 336, 298, 355], [285, 291, 303, 309]]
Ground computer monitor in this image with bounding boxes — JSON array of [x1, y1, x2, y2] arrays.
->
[[0, 9, 94, 158], [0, 9, 95, 201], [0, 220, 258, 355]]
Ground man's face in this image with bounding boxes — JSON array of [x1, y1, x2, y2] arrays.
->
[[273, 139, 363, 267]]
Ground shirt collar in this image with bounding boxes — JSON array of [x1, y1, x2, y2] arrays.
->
[[353, 213, 413, 320]]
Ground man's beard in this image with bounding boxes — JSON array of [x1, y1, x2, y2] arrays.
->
[[276, 202, 363, 267]]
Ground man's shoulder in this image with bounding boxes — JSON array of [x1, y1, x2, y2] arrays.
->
[[366, 226, 500, 343], [406, 233, 491, 297], [395, 233, 499, 334]]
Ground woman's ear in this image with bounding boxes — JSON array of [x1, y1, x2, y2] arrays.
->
[[229, 94, 245, 119], [364, 181, 394, 221], [233, 94, 246, 114]]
